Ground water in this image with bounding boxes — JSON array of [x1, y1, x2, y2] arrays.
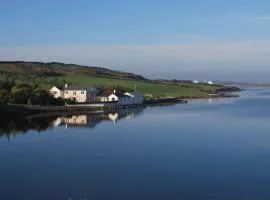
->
[[1, 88, 270, 200]]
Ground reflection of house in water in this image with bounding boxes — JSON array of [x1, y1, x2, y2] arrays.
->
[[64, 115, 87, 125], [52, 107, 145, 129]]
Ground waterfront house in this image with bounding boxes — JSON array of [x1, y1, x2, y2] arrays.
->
[[100, 90, 144, 105], [63, 84, 99, 102], [100, 90, 120, 102], [100, 90, 130, 104], [49, 84, 99, 103]]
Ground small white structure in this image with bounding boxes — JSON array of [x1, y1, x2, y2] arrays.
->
[[100, 90, 144, 105], [193, 80, 199, 84], [108, 93, 119, 102], [101, 90, 119, 102], [207, 81, 213, 85], [50, 86, 63, 98]]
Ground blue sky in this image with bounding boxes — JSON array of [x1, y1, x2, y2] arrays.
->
[[1, 0, 270, 81]]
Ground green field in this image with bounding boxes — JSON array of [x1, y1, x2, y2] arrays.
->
[[56, 75, 220, 98], [0, 62, 223, 98]]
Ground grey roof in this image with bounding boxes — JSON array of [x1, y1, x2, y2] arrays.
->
[[64, 84, 98, 91]]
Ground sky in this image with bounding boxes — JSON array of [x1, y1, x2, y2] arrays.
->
[[0, 0, 270, 82]]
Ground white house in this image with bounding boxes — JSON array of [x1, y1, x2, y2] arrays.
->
[[101, 92, 129, 104], [100, 90, 119, 102], [100, 90, 144, 105], [193, 80, 199, 84], [50, 86, 63, 98], [207, 81, 213, 85], [49, 84, 99, 103]]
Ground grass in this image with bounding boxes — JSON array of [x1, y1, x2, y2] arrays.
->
[[56, 75, 221, 97], [0, 74, 222, 98]]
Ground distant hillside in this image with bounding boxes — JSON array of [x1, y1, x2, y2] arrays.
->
[[0, 61, 146, 81]]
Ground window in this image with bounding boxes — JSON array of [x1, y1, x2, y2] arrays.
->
[[81, 91, 84, 94], [65, 91, 68, 94], [73, 91, 76, 95]]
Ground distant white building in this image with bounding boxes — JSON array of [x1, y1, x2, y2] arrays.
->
[[207, 81, 213, 85], [193, 80, 199, 84]]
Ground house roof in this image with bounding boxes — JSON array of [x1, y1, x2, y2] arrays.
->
[[125, 92, 143, 96], [64, 84, 98, 91], [50, 86, 63, 90], [98, 89, 127, 97]]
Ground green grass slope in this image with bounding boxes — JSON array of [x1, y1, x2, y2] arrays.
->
[[57, 75, 220, 98]]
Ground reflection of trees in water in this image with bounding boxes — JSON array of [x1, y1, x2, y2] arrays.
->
[[0, 115, 58, 138], [0, 107, 145, 137]]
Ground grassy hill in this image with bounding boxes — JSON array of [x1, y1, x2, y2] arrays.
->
[[0, 61, 146, 80], [57, 75, 216, 97], [0, 61, 223, 98]]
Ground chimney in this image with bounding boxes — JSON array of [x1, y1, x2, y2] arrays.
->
[[65, 83, 68, 89], [113, 89, 116, 94]]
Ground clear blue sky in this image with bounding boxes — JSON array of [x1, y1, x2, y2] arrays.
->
[[1, 0, 270, 81]]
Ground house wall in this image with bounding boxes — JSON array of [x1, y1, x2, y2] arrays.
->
[[101, 93, 144, 105], [50, 86, 99, 103], [63, 90, 87, 102], [101, 94, 119, 102], [50, 87, 63, 98]]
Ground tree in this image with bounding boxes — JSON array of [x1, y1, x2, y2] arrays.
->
[[0, 89, 9, 102]]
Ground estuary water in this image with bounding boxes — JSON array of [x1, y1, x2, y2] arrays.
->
[[1, 88, 270, 200]]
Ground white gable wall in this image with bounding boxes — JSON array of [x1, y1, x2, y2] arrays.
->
[[50, 86, 63, 98], [63, 90, 87, 102]]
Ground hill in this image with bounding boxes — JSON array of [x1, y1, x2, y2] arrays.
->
[[0, 61, 146, 80], [0, 61, 233, 98]]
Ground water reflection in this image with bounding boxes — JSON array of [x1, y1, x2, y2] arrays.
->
[[55, 108, 144, 129], [0, 107, 145, 137]]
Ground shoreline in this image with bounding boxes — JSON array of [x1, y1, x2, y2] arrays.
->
[[2, 94, 240, 118]]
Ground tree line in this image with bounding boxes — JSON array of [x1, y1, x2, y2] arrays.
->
[[0, 77, 64, 105]]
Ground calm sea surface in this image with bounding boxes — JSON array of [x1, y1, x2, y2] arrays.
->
[[1, 88, 270, 200]]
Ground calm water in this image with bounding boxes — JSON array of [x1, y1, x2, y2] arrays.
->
[[1, 88, 270, 200]]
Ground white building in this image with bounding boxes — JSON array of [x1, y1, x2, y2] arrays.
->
[[49, 84, 99, 103], [100, 90, 144, 105], [100, 90, 119, 102], [50, 86, 63, 99], [193, 80, 199, 84], [207, 81, 213, 85]]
